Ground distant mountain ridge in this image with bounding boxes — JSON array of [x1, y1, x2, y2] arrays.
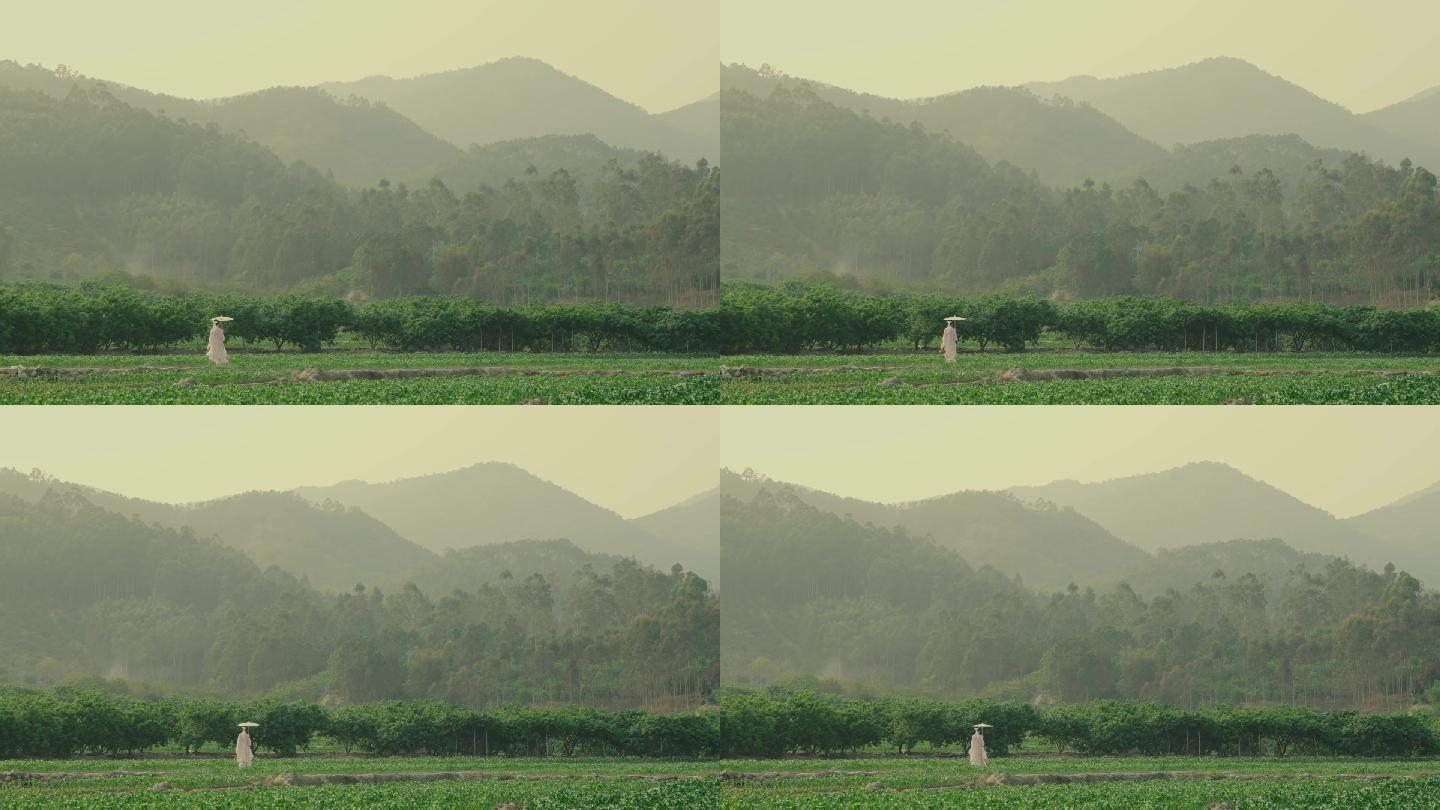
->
[[1364, 90, 1440, 163], [725, 463, 1440, 592], [1007, 461, 1360, 552], [0, 60, 461, 187], [1345, 486, 1440, 585], [320, 57, 714, 163], [294, 462, 716, 581], [632, 488, 720, 586], [0, 468, 433, 593], [1024, 56, 1439, 170], [1006, 461, 1440, 585], [0, 465, 715, 592], [727, 57, 1437, 191], [0, 57, 716, 188], [721, 468, 1148, 592], [723, 63, 1165, 188]]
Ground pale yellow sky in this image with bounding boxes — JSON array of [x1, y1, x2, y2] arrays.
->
[[721, 407, 1440, 519], [722, 0, 1440, 113], [2, 0, 718, 112], [1, 407, 716, 518]]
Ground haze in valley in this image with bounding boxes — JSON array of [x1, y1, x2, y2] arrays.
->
[[723, 407, 1440, 707], [0, 408, 719, 704]]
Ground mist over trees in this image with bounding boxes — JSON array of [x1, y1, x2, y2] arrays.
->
[[722, 479, 1440, 712], [722, 69, 1440, 306], [0, 77, 718, 306], [0, 489, 718, 710]]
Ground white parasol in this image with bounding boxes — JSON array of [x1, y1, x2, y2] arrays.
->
[[944, 316, 967, 322], [237, 722, 259, 728]]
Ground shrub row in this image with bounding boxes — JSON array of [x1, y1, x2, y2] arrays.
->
[[16, 281, 1436, 357], [0, 689, 717, 759], [0, 283, 717, 355], [718, 689, 1440, 758], [7, 687, 1434, 761], [720, 283, 1440, 354]]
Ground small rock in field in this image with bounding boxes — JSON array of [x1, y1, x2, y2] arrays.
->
[[149, 782, 171, 791], [175, 377, 196, 387], [864, 781, 884, 791], [520, 398, 549, 405], [1223, 397, 1254, 405], [878, 376, 900, 387]]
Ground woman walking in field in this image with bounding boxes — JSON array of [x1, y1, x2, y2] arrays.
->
[[207, 316, 231, 365], [235, 724, 255, 768], [969, 724, 989, 767], [941, 316, 963, 363]]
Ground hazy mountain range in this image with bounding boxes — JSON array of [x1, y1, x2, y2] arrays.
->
[[725, 57, 1440, 189], [0, 56, 715, 188], [724, 462, 1440, 592], [320, 58, 716, 165], [0, 464, 717, 592]]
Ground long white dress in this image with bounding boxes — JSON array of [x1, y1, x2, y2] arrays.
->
[[236, 730, 254, 768], [207, 324, 229, 365], [941, 325, 958, 363], [969, 731, 988, 767]]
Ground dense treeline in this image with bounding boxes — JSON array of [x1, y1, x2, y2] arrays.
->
[[0, 494, 718, 710], [721, 282, 1440, 354], [0, 687, 716, 759], [719, 688, 1439, 759], [722, 86, 1440, 306], [0, 86, 717, 306], [0, 284, 717, 354], [723, 493, 1440, 711]]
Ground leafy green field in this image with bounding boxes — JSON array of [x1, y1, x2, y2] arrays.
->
[[720, 351, 1440, 404], [1, 756, 719, 808], [718, 756, 1440, 809], [11, 755, 1440, 808], [0, 352, 718, 404]]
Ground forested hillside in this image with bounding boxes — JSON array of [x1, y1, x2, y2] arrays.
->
[[722, 69, 1440, 305], [0, 465, 718, 588], [722, 491, 1438, 711], [720, 469, 1145, 592], [723, 64, 1166, 188], [0, 72, 718, 306], [0, 60, 462, 187], [0, 492, 718, 708]]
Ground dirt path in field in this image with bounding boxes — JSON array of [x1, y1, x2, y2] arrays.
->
[[289, 367, 710, 381], [718, 769, 884, 781], [1, 769, 172, 782], [0, 365, 194, 378], [0, 365, 712, 382], [721, 365, 904, 378], [716, 768, 1440, 794], [721, 364, 1439, 387], [991, 367, 1428, 382], [262, 770, 705, 786]]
